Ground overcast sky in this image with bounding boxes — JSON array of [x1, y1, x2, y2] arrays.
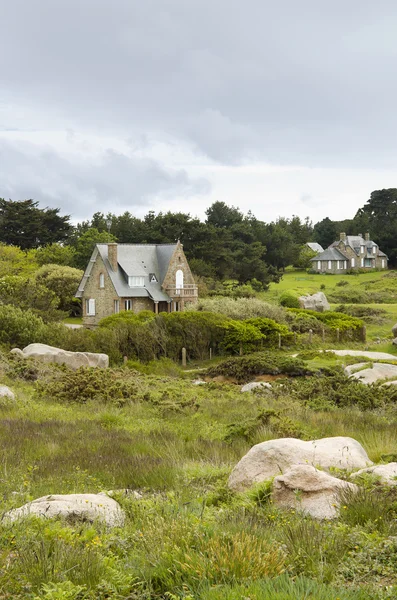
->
[[1, 0, 397, 224]]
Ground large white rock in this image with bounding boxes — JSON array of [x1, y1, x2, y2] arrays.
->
[[228, 436, 372, 492], [298, 292, 330, 312], [351, 463, 397, 486], [0, 385, 15, 400], [4, 493, 124, 527], [241, 381, 272, 393], [345, 362, 397, 384], [272, 464, 358, 520], [11, 343, 109, 369]]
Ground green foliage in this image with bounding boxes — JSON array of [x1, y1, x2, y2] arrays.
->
[[287, 308, 364, 338], [36, 366, 138, 405], [221, 321, 264, 353], [72, 228, 117, 270], [293, 244, 317, 269], [193, 297, 287, 322], [336, 304, 388, 323], [206, 351, 311, 383], [200, 576, 377, 600], [0, 242, 38, 277], [34, 243, 76, 267], [0, 275, 61, 321], [0, 198, 72, 249], [280, 367, 397, 410], [0, 304, 47, 347], [279, 291, 301, 308], [245, 317, 291, 345], [35, 264, 83, 313]]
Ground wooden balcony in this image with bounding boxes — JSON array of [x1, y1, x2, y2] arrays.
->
[[165, 284, 198, 299]]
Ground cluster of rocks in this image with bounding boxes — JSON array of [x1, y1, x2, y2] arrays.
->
[[227, 436, 396, 519], [3, 436, 395, 527]]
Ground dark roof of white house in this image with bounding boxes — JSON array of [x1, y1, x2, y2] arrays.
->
[[311, 247, 347, 261]]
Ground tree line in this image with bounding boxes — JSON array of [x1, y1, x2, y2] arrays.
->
[[1, 190, 397, 287]]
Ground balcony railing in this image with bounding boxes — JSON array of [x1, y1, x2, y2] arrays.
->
[[165, 284, 198, 298]]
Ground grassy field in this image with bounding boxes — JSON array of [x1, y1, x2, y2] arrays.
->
[[0, 352, 397, 598], [265, 269, 388, 299]]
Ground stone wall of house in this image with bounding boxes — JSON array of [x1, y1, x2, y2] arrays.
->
[[120, 297, 154, 313], [162, 242, 197, 303], [313, 260, 348, 274], [375, 256, 388, 269], [82, 253, 118, 327]]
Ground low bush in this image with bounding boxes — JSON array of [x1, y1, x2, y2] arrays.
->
[[36, 366, 139, 405], [0, 305, 47, 348], [279, 291, 301, 308], [336, 304, 388, 323], [287, 308, 364, 339], [279, 367, 397, 410], [206, 351, 312, 383], [192, 297, 287, 322]]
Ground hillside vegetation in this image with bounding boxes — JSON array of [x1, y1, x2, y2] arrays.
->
[[0, 346, 397, 598]]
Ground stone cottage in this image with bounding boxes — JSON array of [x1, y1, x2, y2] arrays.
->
[[310, 233, 388, 274], [76, 241, 198, 327]]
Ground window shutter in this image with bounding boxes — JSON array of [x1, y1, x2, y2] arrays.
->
[[88, 299, 95, 315]]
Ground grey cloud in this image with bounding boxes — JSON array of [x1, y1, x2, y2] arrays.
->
[[0, 139, 210, 219], [1, 1, 397, 173]]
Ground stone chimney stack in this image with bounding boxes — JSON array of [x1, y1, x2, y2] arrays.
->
[[365, 232, 370, 241], [358, 233, 363, 238], [340, 232, 346, 242], [108, 243, 118, 271]]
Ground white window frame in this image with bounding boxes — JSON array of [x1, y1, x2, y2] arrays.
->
[[317, 260, 321, 270], [85, 298, 96, 316], [344, 260, 347, 269], [99, 273, 105, 288], [361, 258, 364, 267], [351, 258, 355, 268], [328, 260, 331, 269], [382, 259, 385, 268], [128, 276, 145, 287], [361, 246, 365, 254], [125, 299, 132, 310], [114, 299, 120, 314]]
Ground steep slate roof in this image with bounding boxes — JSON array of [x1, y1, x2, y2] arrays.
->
[[306, 242, 324, 253], [311, 247, 347, 261], [76, 243, 177, 302]]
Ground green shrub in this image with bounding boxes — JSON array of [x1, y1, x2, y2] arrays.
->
[[287, 308, 364, 339], [221, 321, 264, 354], [0, 305, 47, 348], [279, 291, 301, 308], [36, 366, 139, 405], [245, 317, 292, 345], [192, 297, 287, 322], [206, 352, 312, 383], [336, 304, 388, 323], [280, 367, 397, 410]]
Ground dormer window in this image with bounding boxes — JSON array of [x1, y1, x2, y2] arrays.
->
[[361, 246, 365, 254], [128, 276, 144, 287], [99, 273, 105, 288]]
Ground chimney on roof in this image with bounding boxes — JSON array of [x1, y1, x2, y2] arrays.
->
[[358, 233, 362, 238], [108, 243, 118, 271], [365, 232, 370, 241], [340, 232, 346, 242]]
